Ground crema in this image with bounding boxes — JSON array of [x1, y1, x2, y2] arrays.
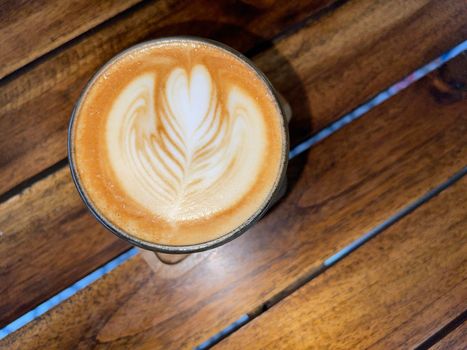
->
[[70, 38, 287, 246]]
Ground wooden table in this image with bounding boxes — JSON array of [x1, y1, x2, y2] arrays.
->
[[1, 0, 466, 348]]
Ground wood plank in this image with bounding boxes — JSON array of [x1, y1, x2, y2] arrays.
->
[[0, 0, 144, 79], [430, 320, 467, 350], [217, 177, 467, 350], [1, 0, 466, 195], [0, 167, 129, 327], [0, 0, 337, 196], [2, 57, 466, 348]]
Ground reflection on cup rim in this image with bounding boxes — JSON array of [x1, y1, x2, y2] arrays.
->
[[68, 36, 290, 254]]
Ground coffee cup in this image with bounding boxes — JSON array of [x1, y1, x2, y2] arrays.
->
[[68, 37, 290, 259]]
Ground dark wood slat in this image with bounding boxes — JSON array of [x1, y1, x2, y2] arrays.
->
[[430, 320, 467, 350], [1, 0, 466, 195], [0, 0, 337, 195], [218, 176, 467, 349], [0, 167, 129, 327], [0, 0, 144, 79], [2, 57, 465, 348]]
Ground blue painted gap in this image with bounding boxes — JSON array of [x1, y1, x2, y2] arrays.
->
[[0, 247, 138, 339], [324, 166, 467, 266], [289, 40, 467, 159], [1, 40, 465, 341], [195, 314, 251, 350]]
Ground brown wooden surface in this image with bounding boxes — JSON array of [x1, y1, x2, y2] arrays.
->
[[2, 59, 465, 348], [2, 0, 465, 329], [0, 168, 129, 327], [0, 0, 337, 195], [430, 321, 467, 350], [1, 0, 465, 195], [218, 176, 467, 350], [0, 0, 143, 79]]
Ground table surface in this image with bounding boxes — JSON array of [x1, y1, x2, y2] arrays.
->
[[0, 0, 466, 348]]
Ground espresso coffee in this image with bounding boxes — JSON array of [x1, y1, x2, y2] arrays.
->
[[70, 38, 287, 247]]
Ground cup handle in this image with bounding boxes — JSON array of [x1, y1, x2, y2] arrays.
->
[[141, 249, 211, 276], [154, 252, 189, 264], [276, 92, 292, 123]]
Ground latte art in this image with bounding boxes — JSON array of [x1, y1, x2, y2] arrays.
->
[[71, 39, 286, 246], [107, 65, 265, 221]]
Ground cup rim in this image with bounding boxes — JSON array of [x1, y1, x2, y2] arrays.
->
[[68, 36, 289, 254]]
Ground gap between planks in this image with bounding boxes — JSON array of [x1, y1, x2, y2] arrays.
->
[[414, 309, 467, 350]]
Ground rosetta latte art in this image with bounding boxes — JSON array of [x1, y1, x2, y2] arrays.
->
[[106, 64, 266, 222]]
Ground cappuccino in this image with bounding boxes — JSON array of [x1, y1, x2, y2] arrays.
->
[[70, 38, 287, 247]]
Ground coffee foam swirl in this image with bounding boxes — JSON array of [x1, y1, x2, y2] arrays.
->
[[72, 40, 286, 245], [106, 64, 265, 222]]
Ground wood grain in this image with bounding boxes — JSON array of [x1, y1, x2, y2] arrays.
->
[[0, 168, 129, 327], [0, 0, 337, 195], [2, 60, 465, 348], [1, 0, 466, 195], [218, 176, 467, 350], [0, 0, 144, 79], [429, 320, 467, 350]]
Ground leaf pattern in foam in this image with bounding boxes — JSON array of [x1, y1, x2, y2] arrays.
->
[[106, 64, 255, 221]]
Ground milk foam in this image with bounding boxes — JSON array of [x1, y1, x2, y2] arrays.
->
[[73, 40, 286, 245], [106, 64, 266, 222]]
